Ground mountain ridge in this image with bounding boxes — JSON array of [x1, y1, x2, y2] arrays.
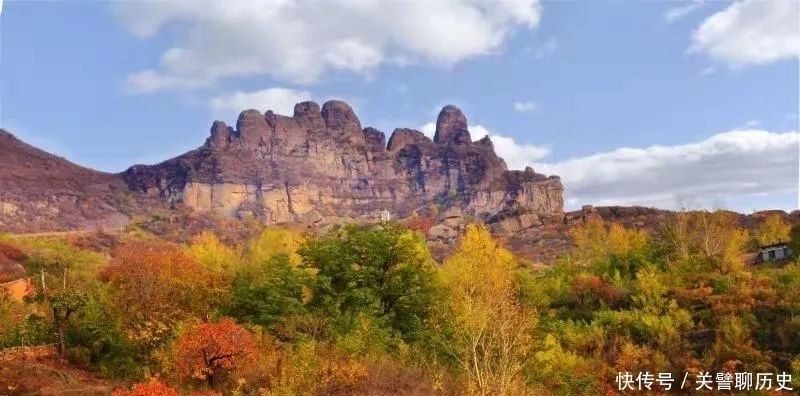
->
[[121, 100, 564, 226], [2, 103, 798, 266], [0, 102, 563, 234]]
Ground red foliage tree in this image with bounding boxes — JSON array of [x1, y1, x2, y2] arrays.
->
[[173, 318, 257, 387], [112, 378, 179, 396], [404, 216, 436, 234], [572, 275, 623, 306], [102, 239, 221, 323], [0, 240, 26, 262]]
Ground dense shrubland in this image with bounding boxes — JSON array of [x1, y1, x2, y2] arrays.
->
[[0, 212, 798, 395]]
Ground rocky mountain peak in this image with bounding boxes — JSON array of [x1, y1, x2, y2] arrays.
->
[[123, 100, 564, 226], [209, 120, 233, 147], [292, 101, 325, 130], [387, 128, 432, 152], [235, 109, 269, 146], [434, 105, 471, 145], [321, 100, 363, 144], [293, 101, 322, 118]]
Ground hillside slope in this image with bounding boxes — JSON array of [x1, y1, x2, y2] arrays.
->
[[0, 130, 138, 233]]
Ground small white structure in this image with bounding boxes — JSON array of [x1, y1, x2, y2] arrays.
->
[[758, 242, 792, 262], [380, 210, 392, 221]]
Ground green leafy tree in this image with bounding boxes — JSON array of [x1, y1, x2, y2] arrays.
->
[[23, 243, 95, 357], [225, 253, 310, 339], [299, 222, 438, 342]]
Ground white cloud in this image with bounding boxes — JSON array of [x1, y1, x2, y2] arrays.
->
[[126, 70, 209, 94], [419, 122, 552, 164], [537, 129, 800, 210], [664, 0, 706, 23], [113, 0, 543, 93], [210, 88, 312, 116], [208, 89, 367, 121], [418, 121, 799, 211], [689, 0, 800, 67], [512, 101, 538, 112]]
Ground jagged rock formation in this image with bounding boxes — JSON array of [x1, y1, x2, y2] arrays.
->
[[5, 106, 800, 268], [123, 101, 564, 224]]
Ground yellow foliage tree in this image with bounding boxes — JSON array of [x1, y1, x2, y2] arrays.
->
[[569, 216, 608, 266], [755, 214, 791, 246], [246, 228, 305, 268], [660, 210, 750, 274], [186, 231, 241, 273], [569, 217, 649, 267], [431, 225, 536, 396], [607, 223, 649, 257], [185, 231, 239, 309]]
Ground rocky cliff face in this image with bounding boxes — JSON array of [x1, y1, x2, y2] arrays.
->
[[122, 101, 564, 224]]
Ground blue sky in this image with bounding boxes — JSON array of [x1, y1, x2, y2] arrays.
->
[[1, 0, 798, 212]]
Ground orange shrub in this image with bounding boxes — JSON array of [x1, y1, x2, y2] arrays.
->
[[112, 378, 179, 396], [572, 275, 623, 305], [173, 318, 257, 387], [0, 240, 26, 262], [404, 217, 436, 234], [103, 239, 223, 323], [319, 358, 369, 394]]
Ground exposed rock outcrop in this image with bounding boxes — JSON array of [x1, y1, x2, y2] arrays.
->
[[123, 101, 565, 224]]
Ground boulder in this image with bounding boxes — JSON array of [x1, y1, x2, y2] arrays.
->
[[428, 224, 456, 240]]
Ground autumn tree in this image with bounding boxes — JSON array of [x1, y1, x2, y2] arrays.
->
[[185, 231, 240, 307], [0, 239, 27, 263], [404, 216, 436, 234], [112, 377, 179, 396], [695, 211, 749, 274], [569, 216, 608, 267], [569, 217, 650, 278], [755, 214, 791, 246], [659, 210, 693, 263], [103, 239, 226, 364], [22, 241, 102, 357], [789, 224, 800, 261], [104, 239, 223, 324], [172, 318, 257, 387], [430, 224, 536, 396], [659, 210, 749, 275], [186, 231, 241, 274], [246, 228, 305, 269]]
